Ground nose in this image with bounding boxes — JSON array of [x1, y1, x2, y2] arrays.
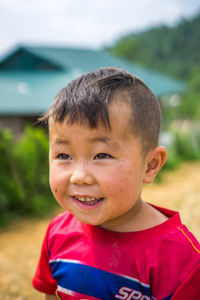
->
[[70, 163, 94, 185]]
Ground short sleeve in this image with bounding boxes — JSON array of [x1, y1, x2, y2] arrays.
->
[[171, 263, 200, 299], [32, 223, 57, 294]]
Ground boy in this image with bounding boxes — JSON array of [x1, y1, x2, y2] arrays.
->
[[32, 67, 200, 300]]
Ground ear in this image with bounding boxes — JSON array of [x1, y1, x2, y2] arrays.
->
[[143, 146, 167, 184]]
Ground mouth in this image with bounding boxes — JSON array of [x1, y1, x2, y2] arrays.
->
[[71, 196, 104, 207]]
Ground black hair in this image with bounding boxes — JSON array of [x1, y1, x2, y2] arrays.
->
[[40, 67, 161, 155]]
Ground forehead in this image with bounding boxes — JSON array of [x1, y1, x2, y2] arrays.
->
[[109, 93, 132, 124]]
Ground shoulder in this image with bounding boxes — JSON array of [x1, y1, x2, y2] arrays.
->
[[45, 211, 85, 243], [50, 210, 74, 226], [149, 204, 200, 254], [148, 222, 200, 288], [43, 212, 86, 260], [163, 224, 200, 257], [47, 211, 78, 234], [143, 207, 200, 298], [143, 205, 200, 272]]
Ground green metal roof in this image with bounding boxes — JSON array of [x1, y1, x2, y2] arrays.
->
[[0, 45, 185, 115]]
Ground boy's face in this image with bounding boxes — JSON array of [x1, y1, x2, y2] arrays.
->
[[49, 97, 152, 232]]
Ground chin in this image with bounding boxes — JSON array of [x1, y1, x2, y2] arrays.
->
[[82, 219, 102, 226], [76, 215, 104, 226]]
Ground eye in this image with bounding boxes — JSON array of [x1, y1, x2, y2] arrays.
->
[[94, 153, 113, 160], [57, 153, 72, 160]]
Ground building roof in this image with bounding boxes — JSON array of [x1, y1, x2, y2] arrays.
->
[[0, 45, 185, 116]]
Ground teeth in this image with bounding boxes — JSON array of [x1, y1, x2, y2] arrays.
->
[[75, 196, 101, 202]]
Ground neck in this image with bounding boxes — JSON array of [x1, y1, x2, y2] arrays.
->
[[100, 200, 168, 232]]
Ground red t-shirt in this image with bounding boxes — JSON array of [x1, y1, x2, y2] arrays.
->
[[32, 205, 200, 299]]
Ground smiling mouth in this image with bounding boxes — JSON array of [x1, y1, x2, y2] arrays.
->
[[72, 196, 104, 206]]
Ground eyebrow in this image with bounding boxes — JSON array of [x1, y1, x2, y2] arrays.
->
[[88, 136, 110, 144], [52, 138, 70, 145], [88, 136, 120, 150], [52, 136, 120, 150]]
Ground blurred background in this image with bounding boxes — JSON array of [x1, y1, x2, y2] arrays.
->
[[0, 0, 200, 299]]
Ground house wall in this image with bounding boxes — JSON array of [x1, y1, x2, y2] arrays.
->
[[0, 115, 39, 137]]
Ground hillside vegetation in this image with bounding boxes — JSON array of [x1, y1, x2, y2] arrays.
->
[[110, 12, 200, 120]]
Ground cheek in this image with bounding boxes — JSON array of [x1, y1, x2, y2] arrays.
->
[[50, 179, 65, 202], [100, 163, 143, 198], [49, 175, 58, 196], [100, 166, 133, 195], [54, 188, 58, 195], [49, 168, 64, 197]]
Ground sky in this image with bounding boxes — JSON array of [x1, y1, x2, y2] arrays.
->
[[0, 0, 200, 57]]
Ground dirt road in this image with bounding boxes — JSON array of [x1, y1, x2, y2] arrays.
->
[[0, 162, 200, 299]]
